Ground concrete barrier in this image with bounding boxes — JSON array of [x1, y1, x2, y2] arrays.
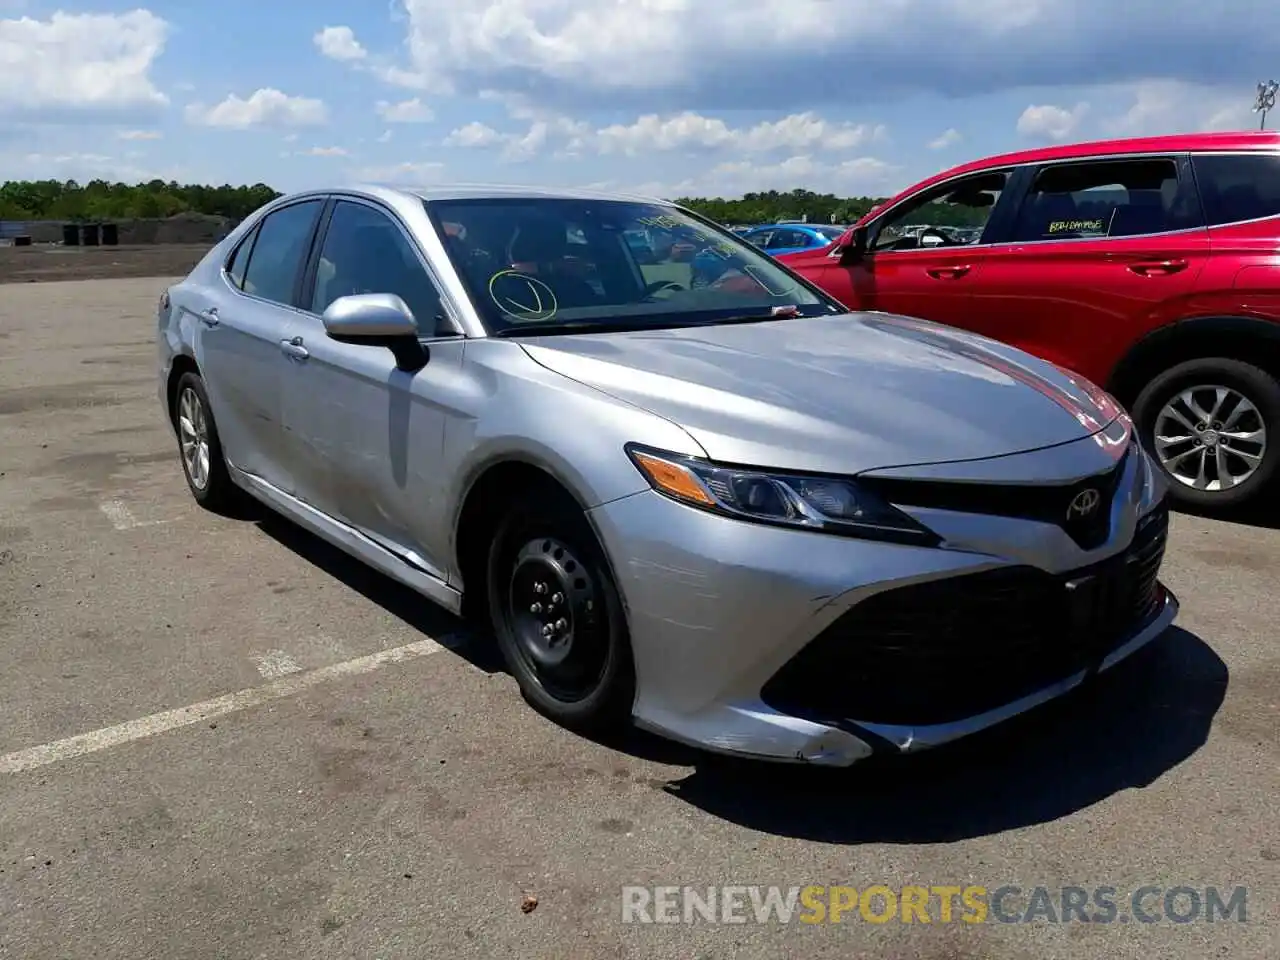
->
[[23, 213, 233, 246]]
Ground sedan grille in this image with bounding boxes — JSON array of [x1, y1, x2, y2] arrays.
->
[[858, 449, 1130, 550], [760, 501, 1169, 728]]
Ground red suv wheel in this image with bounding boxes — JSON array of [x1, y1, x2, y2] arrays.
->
[[1132, 358, 1280, 510]]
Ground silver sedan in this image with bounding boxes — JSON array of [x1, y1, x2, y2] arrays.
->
[[157, 184, 1176, 766]]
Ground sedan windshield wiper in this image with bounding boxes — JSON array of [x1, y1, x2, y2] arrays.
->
[[700, 306, 806, 326], [491, 306, 815, 338], [492, 319, 678, 337]]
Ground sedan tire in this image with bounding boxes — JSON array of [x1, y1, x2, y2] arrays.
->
[[172, 371, 239, 513], [1133, 357, 1279, 511], [486, 491, 636, 732]]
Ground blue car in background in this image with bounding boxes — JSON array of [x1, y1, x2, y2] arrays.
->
[[620, 221, 845, 287], [741, 223, 847, 257]]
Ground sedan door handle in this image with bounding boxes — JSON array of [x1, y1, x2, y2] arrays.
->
[[197, 307, 219, 327], [279, 336, 309, 360], [1127, 259, 1188, 276], [925, 265, 972, 279]]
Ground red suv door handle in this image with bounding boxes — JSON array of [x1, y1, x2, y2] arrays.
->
[[925, 265, 972, 279], [1127, 259, 1189, 276]]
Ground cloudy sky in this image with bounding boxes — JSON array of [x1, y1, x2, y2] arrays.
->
[[1, 0, 1277, 198]]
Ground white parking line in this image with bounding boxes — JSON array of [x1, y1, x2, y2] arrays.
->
[[98, 499, 170, 530], [0, 637, 447, 776]]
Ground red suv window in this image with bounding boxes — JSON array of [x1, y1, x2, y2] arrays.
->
[[1192, 153, 1280, 225], [1010, 158, 1200, 242]]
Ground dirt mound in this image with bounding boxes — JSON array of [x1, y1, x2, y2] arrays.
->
[[0, 244, 212, 284]]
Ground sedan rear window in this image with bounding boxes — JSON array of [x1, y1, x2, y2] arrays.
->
[[240, 200, 323, 305]]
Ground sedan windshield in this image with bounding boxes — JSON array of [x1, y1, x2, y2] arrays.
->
[[425, 197, 838, 335]]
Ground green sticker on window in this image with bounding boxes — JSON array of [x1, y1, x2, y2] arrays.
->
[[1048, 218, 1105, 234]]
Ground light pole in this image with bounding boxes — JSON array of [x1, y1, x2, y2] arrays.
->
[[1254, 80, 1279, 130]]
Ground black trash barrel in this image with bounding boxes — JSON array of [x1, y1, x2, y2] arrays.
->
[[101, 223, 119, 246], [63, 223, 80, 246], [81, 223, 100, 246]]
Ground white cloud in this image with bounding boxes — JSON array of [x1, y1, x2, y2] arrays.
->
[[28, 150, 112, 165], [443, 121, 504, 148], [1102, 80, 1255, 136], [0, 10, 168, 116], [350, 160, 446, 183], [370, 0, 1275, 113], [1016, 102, 1089, 141], [441, 110, 888, 163], [442, 113, 589, 160], [117, 129, 162, 141], [302, 146, 347, 157], [373, 64, 433, 90], [376, 97, 433, 122], [928, 128, 962, 150], [314, 25, 366, 62], [502, 120, 568, 161], [377, 129, 393, 143], [629, 154, 900, 200], [2, 150, 188, 183], [591, 112, 886, 156], [186, 88, 328, 129], [592, 112, 731, 153]]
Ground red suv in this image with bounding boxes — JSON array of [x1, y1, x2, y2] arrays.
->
[[779, 131, 1280, 513]]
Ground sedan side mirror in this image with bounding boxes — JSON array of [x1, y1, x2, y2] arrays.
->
[[321, 293, 428, 372]]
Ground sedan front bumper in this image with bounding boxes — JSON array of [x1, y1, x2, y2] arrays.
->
[[839, 586, 1176, 755], [588, 488, 1176, 767]]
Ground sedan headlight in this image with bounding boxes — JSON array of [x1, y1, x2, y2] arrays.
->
[[626, 444, 939, 545], [1135, 438, 1169, 515], [1049, 362, 1125, 423]]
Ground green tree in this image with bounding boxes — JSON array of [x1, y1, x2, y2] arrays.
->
[[676, 190, 890, 225], [0, 179, 284, 221], [0, 177, 988, 230]]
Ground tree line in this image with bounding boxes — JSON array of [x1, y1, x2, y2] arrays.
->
[[677, 187, 988, 228], [0, 179, 986, 229], [0, 179, 282, 222]]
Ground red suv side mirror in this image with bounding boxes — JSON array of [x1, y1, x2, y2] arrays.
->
[[838, 225, 869, 264]]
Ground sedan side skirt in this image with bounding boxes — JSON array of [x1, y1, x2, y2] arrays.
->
[[228, 465, 464, 618]]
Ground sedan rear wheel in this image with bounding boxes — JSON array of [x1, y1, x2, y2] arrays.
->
[[1134, 358, 1280, 511], [172, 371, 238, 512], [177, 386, 211, 491]]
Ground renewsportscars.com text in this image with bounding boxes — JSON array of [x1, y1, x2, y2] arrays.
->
[[620, 884, 1249, 925]]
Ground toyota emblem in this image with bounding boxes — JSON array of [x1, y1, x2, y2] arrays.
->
[[1067, 488, 1102, 521]]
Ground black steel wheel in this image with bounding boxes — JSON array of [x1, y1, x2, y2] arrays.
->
[[486, 494, 635, 730]]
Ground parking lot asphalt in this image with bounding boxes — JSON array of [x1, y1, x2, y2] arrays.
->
[[0, 277, 1276, 960]]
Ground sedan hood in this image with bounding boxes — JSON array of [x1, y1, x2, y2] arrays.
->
[[521, 313, 1120, 475]]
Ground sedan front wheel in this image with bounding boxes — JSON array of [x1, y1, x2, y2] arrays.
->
[[486, 491, 636, 732]]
